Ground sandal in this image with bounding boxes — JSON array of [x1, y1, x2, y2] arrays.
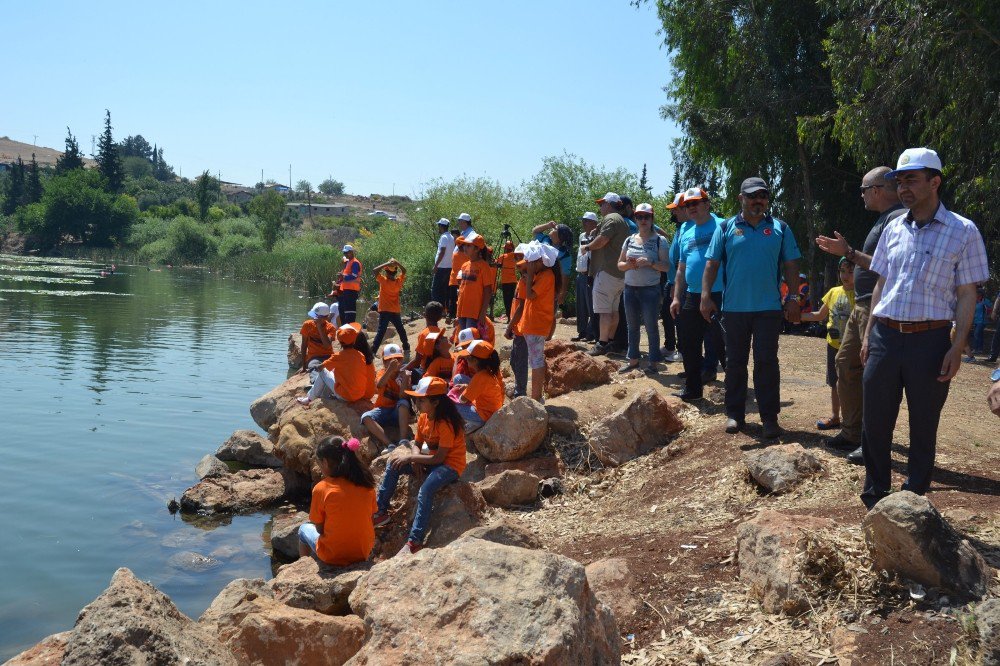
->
[[816, 416, 840, 430]]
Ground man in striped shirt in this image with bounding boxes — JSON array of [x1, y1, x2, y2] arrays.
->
[[860, 148, 989, 509]]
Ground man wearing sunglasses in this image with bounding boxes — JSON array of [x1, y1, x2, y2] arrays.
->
[[700, 177, 802, 438], [815, 167, 902, 463]]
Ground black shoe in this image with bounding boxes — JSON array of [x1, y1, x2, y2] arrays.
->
[[678, 371, 687, 378], [988, 356, 998, 364], [847, 446, 864, 464], [673, 390, 703, 402], [725, 418, 744, 434], [701, 370, 717, 384], [826, 433, 858, 451], [762, 421, 782, 439], [588, 342, 609, 356]]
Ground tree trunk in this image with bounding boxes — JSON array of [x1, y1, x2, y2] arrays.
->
[[796, 140, 821, 302]]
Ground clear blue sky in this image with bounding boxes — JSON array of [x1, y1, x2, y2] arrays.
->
[[4, 1, 681, 196]]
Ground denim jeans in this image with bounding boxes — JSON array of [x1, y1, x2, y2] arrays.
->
[[455, 400, 485, 432], [510, 335, 528, 397], [457, 317, 478, 333], [377, 462, 459, 544], [624, 284, 662, 362], [372, 312, 411, 351], [972, 322, 986, 352]]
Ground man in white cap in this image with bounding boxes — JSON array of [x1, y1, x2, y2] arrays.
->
[[572, 211, 600, 342], [431, 218, 455, 309], [581, 193, 630, 355], [337, 244, 362, 324], [859, 147, 989, 509]]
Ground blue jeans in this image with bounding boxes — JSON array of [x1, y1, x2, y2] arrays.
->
[[372, 312, 411, 351], [457, 317, 478, 332], [455, 400, 485, 432], [376, 463, 459, 545], [972, 322, 986, 352], [624, 284, 662, 362]]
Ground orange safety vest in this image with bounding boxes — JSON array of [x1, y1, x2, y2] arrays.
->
[[341, 258, 362, 291]]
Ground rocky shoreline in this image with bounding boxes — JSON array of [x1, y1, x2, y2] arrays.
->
[[9, 321, 1000, 665]]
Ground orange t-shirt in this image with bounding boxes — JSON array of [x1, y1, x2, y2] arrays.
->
[[520, 269, 556, 337], [299, 318, 336, 361], [415, 325, 442, 357], [374, 368, 402, 408], [464, 370, 504, 422], [449, 249, 464, 286], [308, 477, 376, 566], [376, 273, 405, 313], [497, 253, 517, 284], [456, 259, 490, 320], [512, 278, 527, 336], [321, 349, 369, 402], [424, 353, 454, 379], [364, 362, 376, 401], [416, 413, 466, 475]]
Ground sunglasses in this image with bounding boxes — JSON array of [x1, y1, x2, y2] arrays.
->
[[744, 191, 769, 200], [634, 213, 654, 219], [859, 184, 884, 192], [681, 200, 703, 208]]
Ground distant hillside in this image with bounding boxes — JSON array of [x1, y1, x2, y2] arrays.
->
[[0, 136, 97, 169]]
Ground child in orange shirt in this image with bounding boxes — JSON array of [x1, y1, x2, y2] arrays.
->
[[297, 435, 377, 566], [455, 235, 493, 332], [404, 301, 444, 376], [453, 340, 504, 432], [299, 301, 337, 384], [422, 333, 454, 381], [520, 244, 561, 401], [496, 240, 519, 321], [372, 376, 467, 556], [361, 344, 413, 451], [299, 323, 375, 405], [371, 259, 411, 352]]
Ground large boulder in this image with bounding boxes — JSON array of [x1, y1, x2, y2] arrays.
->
[[61, 568, 236, 665], [269, 510, 310, 560], [737, 511, 835, 615], [373, 480, 488, 558], [273, 399, 374, 481], [180, 468, 288, 514], [348, 537, 621, 664], [744, 444, 824, 494], [269, 556, 370, 615], [469, 396, 548, 462], [200, 577, 364, 666], [216, 429, 282, 467], [862, 491, 991, 599], [461, 517, 543, 549], [288, 332, 303, 369], [544, 339, 616, 397], [195, 454, 229, 479], [587, 389, 684, 467], [477, 469, 540, 508], [250, 373, 310, 430], [5, 631, 69, 665], [977, 598, 1000, 666], [586, 557, 639, 624]]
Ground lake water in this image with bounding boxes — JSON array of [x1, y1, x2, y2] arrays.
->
[[0, 255, 308, 659]]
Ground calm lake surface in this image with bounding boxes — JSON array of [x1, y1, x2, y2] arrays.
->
[[0, 255, 307, 659]]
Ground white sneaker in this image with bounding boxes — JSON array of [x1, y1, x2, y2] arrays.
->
[[395, 541, 423, 558], [666, 351, 682, 363]]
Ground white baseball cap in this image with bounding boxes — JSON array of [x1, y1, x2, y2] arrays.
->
[[666, 192, 685, 210], [888, 147, 943, 177], [456, 327, 481, 347], [581, 211, 599, 222], [382, 343, 404, 359], [634, 203, 654, 215], [342, 244, 354, 253], [308, 301, 331, 318], [457, 213, 472, 223], [436, 217, 450, 226], [683, 187, 708, 202], [595, 192, 621, 204]]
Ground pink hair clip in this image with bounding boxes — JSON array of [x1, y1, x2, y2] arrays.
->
[[344, 437, 361, 452]]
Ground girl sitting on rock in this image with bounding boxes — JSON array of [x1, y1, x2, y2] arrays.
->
[[299, 323, 375, 405], [298, 435, 377, 566], [452, 340, 504, 433], [361, 344, 413, 452], [422, 332, 454, 381], [372, 376, 467, 556]]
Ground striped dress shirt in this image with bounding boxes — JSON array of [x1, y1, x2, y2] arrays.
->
[[870, 203, 989, 322]]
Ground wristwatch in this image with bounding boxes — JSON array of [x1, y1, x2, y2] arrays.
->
[[991, 368, 1000, 383]]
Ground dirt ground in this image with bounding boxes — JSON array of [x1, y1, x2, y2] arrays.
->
[[488, 319, 1000, 665]]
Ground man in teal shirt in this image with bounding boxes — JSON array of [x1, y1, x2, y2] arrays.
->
[[701, 177, 802, 438]]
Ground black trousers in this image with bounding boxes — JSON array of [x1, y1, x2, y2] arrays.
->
[[989, 324, 1000, 360], [720, 310, 783, 423], [431, 267, 451, 308], [447, 285, 459, 318], [678, 291, 724, 395], [338, 290, 358, 324], [501, 282, 516, 320], [613, 294, 628, 346], [661, 283, 677, 352], [861, 321, 951, 508], [372, 311, 411, 351], [575, 273, 593, 338]]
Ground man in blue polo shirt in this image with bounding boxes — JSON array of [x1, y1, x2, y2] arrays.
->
[[671, 188, 725, 401], [701, 177, 802, 438]]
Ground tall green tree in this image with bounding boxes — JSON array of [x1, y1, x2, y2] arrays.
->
[[195, 171, 219, 221], [248, 190, 285, 251], [96, 110, 125, 194], [319, 178, 345, 196], [120, 134, 153, 160], [639, 163, 651, 194], [2, 157, 26, 215], [26, 154, 43, 205], [55, 127, 85, 174]]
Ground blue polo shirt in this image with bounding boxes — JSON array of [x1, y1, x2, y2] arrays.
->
[[705, 214, 801, 312], [678, 216, 724, 294]]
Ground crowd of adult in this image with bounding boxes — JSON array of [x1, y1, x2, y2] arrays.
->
[[292, 146, 993, 568]]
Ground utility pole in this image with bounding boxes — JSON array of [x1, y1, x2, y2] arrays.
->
[[288, 164, 292, 193], [33, 134, 38, 146]]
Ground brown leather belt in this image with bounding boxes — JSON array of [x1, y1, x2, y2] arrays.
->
[[877, 317, 951, 333]]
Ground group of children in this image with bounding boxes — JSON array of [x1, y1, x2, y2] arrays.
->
[[292, 237, 561, 563]]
